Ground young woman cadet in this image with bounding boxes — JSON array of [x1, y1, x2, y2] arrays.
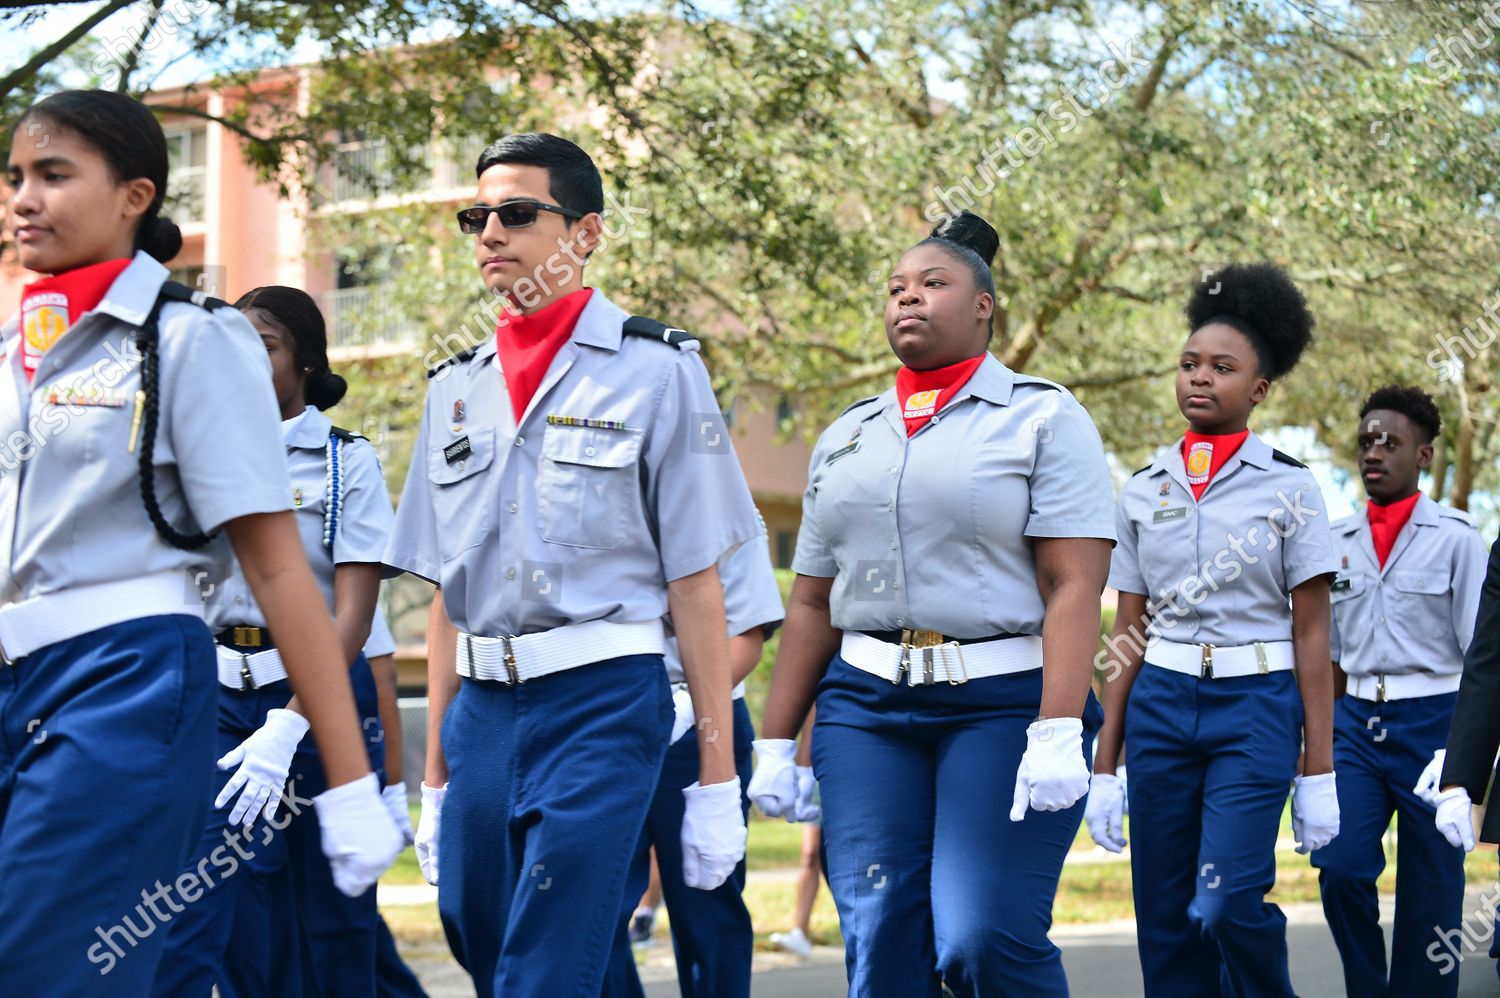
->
[[750, 211, 1117, 998], [1091, 263, 1339, 997], [153, 286, 397, 996], [603, 530, 785, 998], [0, 90, 398, 994], [1311, 385, 1484, 998], [383, 133, 760, 998]]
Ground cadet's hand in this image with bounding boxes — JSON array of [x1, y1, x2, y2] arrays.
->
[[1291, 773, 1340, 854], [1435, 786, 1476, 851], [1084, 772, 1127, 853], [670, 685, 696, 745], [215, 708, 309, 829], [1413, 749, 1446, 805], [313, 773, 403, 896], [1009, 717, 1089, 821], [382, 783, 415, 848], [414, 782, 445, 885], [747, 739, 798, 819], [792, 766, 821, 823], [681, 778, 748, 890]]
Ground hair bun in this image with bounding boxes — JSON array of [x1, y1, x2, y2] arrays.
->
[[307, 370, 348, 411], [929, 211, 998, 267], [138, 215, 182, 263]]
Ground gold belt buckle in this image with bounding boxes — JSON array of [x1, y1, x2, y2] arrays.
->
[[902, 629, 945, 649], [233, 625, 262, 648]]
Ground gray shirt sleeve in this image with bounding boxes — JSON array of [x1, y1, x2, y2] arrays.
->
[[1452, 521, 1489, 655], [383, 398, 441, 584], [1277, 470, 1338, 590], [1106, 484, 1148, 595], [1023, 393, 1117, 542], [334, 439, 395, 565]]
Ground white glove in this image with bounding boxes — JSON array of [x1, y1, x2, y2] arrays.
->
[[382, 783, 415, 847], [216, 708, 309, 829], [681, 778, 748, 890], [670, 685, 695, 745], [792, 766, 821, 823], [1435, 786, 1476, 851], [414, 782, 445, 885], [1010, 717, 1089, 821], [747, 739, 798, 820], [1413, 749, 1447, 805], [1291, 773, 1341, 854], [312, 772, 403, 897], [1084, 772, 1127, 853]]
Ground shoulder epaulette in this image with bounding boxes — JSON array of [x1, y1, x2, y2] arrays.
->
[[1272, 449, 1307, 469], [1438, 505, 1476, 526], [623, 315, 699, 351], [1331, 514, 1359, 532], [1013, 375, 1063, 392], [156, 280, 227, 311], [840, 395, 882, 417], [1130, 464, 1153, 477], [329, 426, 365, 443], [428, 346, 479, 379]]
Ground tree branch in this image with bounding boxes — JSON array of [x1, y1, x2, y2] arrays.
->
[[116, 0, 165, 94], [0, 0, 137, 100]]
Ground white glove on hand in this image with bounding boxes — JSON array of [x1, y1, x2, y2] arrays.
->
[[1435, 786, 1476, 851], [414, 782, 445, 885], [312, 772, 402, 897], [792, 766, 821, 823], [1413, 750, 1447, 805], [1084, 773, 1127, 853], [670, 685, 696, 745], [1291, 773, 1340, 854], [382, 783, 415, 847], [681, 778, 748, 890], [1010, 717, 1089, 821], [747, 739, 798, 820], [216, 708, 309, 829]]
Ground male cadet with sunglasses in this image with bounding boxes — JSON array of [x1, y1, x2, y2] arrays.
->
[[383, 133, 761, 998]]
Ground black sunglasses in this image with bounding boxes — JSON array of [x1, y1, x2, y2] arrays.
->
[[456, 199, 584, 234]]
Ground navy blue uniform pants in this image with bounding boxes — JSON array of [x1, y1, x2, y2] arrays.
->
[[438, 654, 672, 998], [1126, 662, 1302, 998], [601, 697, 755, 998], [154, 654, 387, 996], [1311, 691, 1465, 998], [812, 656, 1100, 998], [0, 615, 217, 994]]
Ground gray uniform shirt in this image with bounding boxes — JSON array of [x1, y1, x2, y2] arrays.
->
[[207, 406, 394, 629], [792, 354, 1116, 636], [1329, 494, 1486, 677], [1109, 431, 1339, 646], [664, 530, 784, 696], [383, 290, 761, 637], [0, 252, 290, 604]]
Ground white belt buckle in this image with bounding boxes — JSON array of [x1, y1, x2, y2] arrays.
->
[[239, 653, 256, 692]]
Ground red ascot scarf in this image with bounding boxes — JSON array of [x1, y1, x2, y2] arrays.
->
[[1182, 429, 1249, 500], [1368, 492, 1420, 568], [495, 288, 593, 425], [18, 257, 132, 384], [895, 355, 985, 437]]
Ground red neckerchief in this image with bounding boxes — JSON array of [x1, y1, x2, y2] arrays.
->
[[19, 257, 132, 383], [1182, 429, 1250, 500], [494, 288, 593, 425], [895, 355, 985, 437], [1368, 492, 1420, 568]]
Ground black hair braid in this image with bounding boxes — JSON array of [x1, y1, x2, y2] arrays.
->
[[135, 307, 216, 549]]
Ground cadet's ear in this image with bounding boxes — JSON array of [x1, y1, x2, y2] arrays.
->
[[571, 212, 604, 260]]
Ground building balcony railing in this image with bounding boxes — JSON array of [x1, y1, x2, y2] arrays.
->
[[321, 285, 415, 350]]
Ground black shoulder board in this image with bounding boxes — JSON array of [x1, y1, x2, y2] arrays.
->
[[840, 395, 881, 417], [427, 346, 479, 379], [329, 426, 365, 443], [1131, 464, 1153, 477], [1272, 449, 1307, 469], [623, 315, 699, 350], [156, 280, 227, 311]]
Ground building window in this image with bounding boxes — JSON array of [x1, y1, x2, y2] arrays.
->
[[163, 128, 207, 224]]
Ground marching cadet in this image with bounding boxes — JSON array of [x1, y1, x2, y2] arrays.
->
[[752, 211, 1117, 997], [602, 530, 785, 998], [1092, 263, 1339, 997], [383, 133, 761, 998], [155, 286, 396, 996], [1309, 385, 1484, 997], [0, 90, 397, 994]]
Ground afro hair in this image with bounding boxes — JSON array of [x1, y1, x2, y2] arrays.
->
[[1185, 263, 1315, 381], [1360, 384, 1442, 444]]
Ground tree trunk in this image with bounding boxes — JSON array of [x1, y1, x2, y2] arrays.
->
[[1429, 435, 1448, 502], [1452, 410, 1475, 511]]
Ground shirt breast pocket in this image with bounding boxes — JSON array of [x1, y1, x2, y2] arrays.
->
[[537, 425, 643, 549], [1387, 568, 1449, 616], [427, 429, 495, 560]]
